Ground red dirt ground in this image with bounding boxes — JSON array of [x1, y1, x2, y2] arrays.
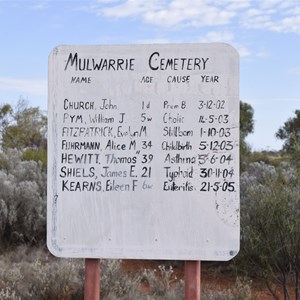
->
[[121, 260, 293, 299]]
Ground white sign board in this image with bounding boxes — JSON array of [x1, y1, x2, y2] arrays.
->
[[48, 44, 239, 260]]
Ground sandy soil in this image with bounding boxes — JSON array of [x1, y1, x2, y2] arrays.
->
[[122, 260, 292, 299]]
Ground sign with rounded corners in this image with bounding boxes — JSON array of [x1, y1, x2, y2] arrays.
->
[[47, 43, 240, 260]]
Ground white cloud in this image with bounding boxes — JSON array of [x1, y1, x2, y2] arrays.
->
[[226, 1, 251, 11], [101, 0, 161, 18], [245, 8, 262, 17], [256, 49, 270, 57], [270, 15, 300, 34], [199, 31, 251, 57], [237, 46, 251, 57], [288, 68, 300, 75], [199, 31, 234, 43], [241, 1, 300, 34], [92, 0, 239, 28], [137, 38, 171, 44], [80, 0, 300, 60], [0, 77, 47, 96], [242, 14, 274, 30], [88, 0, 300, 35], [258, 0, 282, 9], [97, 0, 120, 3], [31, 2, 49, 10]]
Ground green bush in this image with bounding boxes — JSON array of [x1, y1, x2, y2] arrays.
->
[[21, 148, 47, 171], [0, 149, 46, 248], [237, 161, 300, 299], [0, 248, 82, 300]]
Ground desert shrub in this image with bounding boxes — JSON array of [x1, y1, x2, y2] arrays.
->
[[100, 259, 145, 299], [0, 199, 8, 236], [1, 247, 260, 300], [240, 161, 276, 204], [100, 260, 184, 300], [0, 249, 82, 300], [247, 151, 287, 167], [0, 149, 46, 247], [142, 264, 183, 299], [202, 277, 253, 300], [28, 258, 82, 300], [237, 161, 300, 299], [0, 287, 21, 300], [0, 251, 185, 300]]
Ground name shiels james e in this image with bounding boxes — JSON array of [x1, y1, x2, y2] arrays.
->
[[57, 51, 236, 195]]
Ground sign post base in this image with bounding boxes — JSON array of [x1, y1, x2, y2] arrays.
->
[[84, 259, 100, 300], [185, 260, 201, 300]]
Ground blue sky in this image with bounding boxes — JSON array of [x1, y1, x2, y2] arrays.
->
[[0, 0, 299, 151]]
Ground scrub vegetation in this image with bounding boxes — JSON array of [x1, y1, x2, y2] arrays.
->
[[0, 99, 299, 299]]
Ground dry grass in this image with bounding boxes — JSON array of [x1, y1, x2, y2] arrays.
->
[[0, 246, 258, 300]]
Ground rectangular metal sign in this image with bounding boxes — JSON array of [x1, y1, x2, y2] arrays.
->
[[48, 43, 240, 260]]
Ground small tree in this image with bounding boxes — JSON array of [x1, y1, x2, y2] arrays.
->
[[0, 104, 13, 148], [276, 109, 300, 152], [240, 101, 254, 168], [1, 99, 47, 151], [240, 101, 254, 144], [0, 99, 47, 168]]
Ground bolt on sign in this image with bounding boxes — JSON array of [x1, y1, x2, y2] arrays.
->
[[48, 43, 240, 260]]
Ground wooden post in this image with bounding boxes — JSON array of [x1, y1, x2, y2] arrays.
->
[[185, 260, 201, 300], [84, 259, 100, 300]]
